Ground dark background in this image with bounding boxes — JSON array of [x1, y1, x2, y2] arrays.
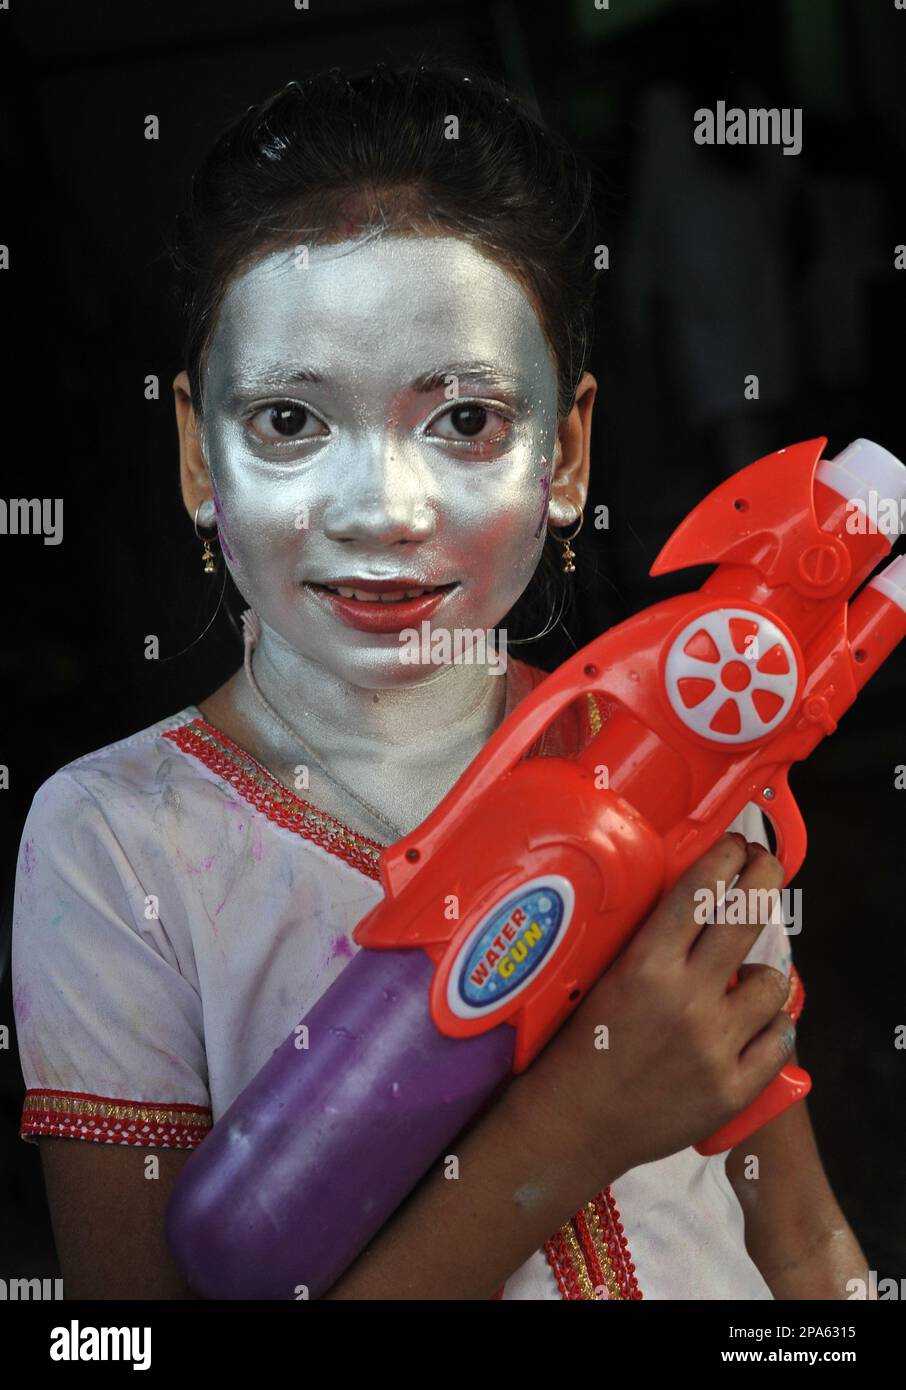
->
[[1, 0, 904, 1287]]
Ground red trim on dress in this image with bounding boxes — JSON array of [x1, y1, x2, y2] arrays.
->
[[592, 1189, 643, 1296], [572, 1204, 612, 1293], [543, 1193, 643, 1300], [545, 1227, 587, 1299], [162, 719, 385, 881], [20, 1087, 212, 1149]]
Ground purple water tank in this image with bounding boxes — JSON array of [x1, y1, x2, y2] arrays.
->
[[165, 945, 516, 1298]]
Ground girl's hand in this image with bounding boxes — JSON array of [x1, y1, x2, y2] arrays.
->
[[527, 833, 794, 1186]]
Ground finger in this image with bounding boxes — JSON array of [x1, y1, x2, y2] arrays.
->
[[735, 1008, 798, 1097], [719, 963, 792, 1051], [633, 832, 751, 963], [687, 844, 787, 984]]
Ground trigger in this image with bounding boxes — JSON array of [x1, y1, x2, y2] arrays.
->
[[757, 775, 807, 884]]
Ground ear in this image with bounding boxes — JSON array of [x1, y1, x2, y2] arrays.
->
[[547, 372, 596, 527], [174, 370, 212, 517]]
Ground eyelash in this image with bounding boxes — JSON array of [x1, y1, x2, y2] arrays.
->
[[243, 399, 515, 453]]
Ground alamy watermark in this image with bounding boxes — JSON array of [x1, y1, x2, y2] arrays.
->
[[694, 101, 802, 157], [846, 1270, 906, 1299], [1, 1275, 63, 1299], [0, 497, 63, 545], [398, 623, 508, 674], [693, 880, 802, 935], [844, 491, 906, 537], [49, 1320, 151, 1370]]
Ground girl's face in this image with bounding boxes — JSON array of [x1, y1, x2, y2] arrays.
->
[[199, 234, 560, 687]]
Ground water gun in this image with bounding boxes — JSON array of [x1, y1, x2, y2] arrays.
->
[[166, 436, 906, 1300]]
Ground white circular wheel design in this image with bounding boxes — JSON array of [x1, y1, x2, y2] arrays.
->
[[664, 607, 799, 745]]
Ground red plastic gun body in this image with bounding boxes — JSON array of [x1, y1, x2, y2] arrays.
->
[[355, 438, 906, 1154]]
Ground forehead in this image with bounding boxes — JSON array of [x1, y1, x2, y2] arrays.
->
[[206, 234, 553, 381]]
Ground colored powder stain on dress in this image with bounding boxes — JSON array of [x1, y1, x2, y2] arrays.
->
[[13, 981, 32, 1024], [251, 822, 264, 862], [50, 914, 63, 927], [189, 854, 216, 875], [175, 847, 216, 876], [329, 934, 354, 960], [225, 797, 250, 839], [22, 838, 35, 875]]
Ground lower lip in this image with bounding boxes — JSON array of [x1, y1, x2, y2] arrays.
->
[[305, 583, 459, 632]]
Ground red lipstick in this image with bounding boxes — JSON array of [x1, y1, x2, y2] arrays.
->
[[304, 579, 459, 633]]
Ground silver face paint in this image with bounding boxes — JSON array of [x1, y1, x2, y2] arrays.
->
[[199, 234, 560, 777]]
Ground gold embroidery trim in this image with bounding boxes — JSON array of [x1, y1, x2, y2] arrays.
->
[[584, 1200, 623, 1300], [23, 1092, 212, 1129], [180, 722, 384, 865], [561, 1220, 601, 1299]]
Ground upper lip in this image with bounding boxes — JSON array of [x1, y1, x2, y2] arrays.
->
[[307, 578, 454, 592]]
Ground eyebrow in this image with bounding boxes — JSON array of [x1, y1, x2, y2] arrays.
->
[[223, 362, 530, 400]]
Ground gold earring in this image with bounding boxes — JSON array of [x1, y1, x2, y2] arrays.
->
[[548, 508, 584, 574], [193, 501, 218, 574]]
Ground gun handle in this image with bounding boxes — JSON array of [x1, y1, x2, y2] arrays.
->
[[693, 1065, 812, 1156]]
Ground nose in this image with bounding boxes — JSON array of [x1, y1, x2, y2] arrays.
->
[[322, 440, 435, 547]]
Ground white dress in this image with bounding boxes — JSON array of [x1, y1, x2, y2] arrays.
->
[[11, 657, 803, 1300]]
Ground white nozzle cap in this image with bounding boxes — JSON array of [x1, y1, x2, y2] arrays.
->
[[867, 552, 906, 614], [816, 438, 906, 539]]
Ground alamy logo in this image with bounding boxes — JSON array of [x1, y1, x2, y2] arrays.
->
[[0, 1276, 63, 1299], [844, 490, 906, 537], [398, 622, 507, 674], [50, 1320, 151, 1370], [692, 880, 802, 935], [846, 1270, 906, 1299], [0, 497, 63, 545], [694, 101, 802, 157]]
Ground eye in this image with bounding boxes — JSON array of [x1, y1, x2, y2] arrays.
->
[[246, 402, 329, 445], [427, 402, 513, 449]]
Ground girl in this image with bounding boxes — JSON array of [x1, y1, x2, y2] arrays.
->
[[12, 64, 869, 1300]]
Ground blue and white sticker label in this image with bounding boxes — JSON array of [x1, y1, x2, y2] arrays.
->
[[447, 875, 575, 1020]]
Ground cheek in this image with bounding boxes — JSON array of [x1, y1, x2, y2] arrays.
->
[[466, 500, 546, 602], [469, 462, 551, 560], [209, 470, 311, 601]]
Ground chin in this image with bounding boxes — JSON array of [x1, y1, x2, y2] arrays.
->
[[329, 656, 449, 690]]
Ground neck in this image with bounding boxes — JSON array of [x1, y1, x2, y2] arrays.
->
[[240, 616, 513, 765]]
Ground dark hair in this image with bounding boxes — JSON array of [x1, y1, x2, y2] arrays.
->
[[168, 62, 603, 655]]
